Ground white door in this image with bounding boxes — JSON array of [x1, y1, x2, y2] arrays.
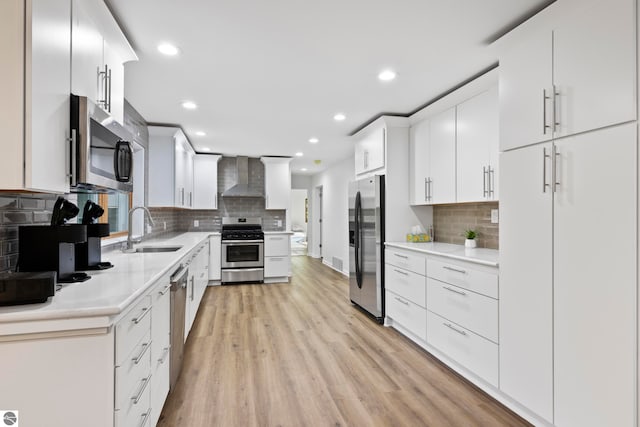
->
[[498, 141, 553, 422], [409, 119, 430, 205], [456, 87, 498, 202], [553, 123, 636, 427], [552, 0, 636, 139], [498, 26, 552, 151], [428, 108, 456, 204]]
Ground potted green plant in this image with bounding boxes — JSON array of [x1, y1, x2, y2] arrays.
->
[[463, 229, 477, 248]]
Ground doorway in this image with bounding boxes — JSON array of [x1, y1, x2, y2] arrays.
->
[[290, 189, 308, 256]]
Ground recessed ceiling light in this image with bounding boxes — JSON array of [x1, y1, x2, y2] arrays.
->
[[195, 131, 206, 136], [301, 168, 308, 171], [378, 69, 397, 81], [182, 101, 197, 110], [309, 137, 319, 144], [201, 147, 211, 152], [157, 43, 179, 56], [334, 113, 346, 121], [295, 152, 303, 157]]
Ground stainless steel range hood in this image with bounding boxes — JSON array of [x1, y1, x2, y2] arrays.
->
[[221, 156, 264, 198]]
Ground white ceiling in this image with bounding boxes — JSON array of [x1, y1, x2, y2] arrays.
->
[[106, 0, 552, 175]]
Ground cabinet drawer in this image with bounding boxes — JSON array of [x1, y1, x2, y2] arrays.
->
[[115, 331, 151, 410], [426, 311, 498, 386], [116, 296, 152, 364], [150, 353, 171, 427], [265, 256, 289, 277], [115, 372, 152, 427], [385, 290, 427, 341], [427, 259, 498, 298], [385, 248, 426, 275], [385, 265, 426, 307], [426, 278, 498, 343], [151, 283, 170, 364], [264, 234, 290, 256]]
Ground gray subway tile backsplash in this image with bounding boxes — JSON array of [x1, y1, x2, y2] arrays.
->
[[433, 201, 499, 249]]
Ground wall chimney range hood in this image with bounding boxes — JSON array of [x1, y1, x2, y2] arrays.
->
[[221, 156, 264, 198]]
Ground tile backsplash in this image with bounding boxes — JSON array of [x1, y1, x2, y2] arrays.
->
[[433, 202, 499, 249]]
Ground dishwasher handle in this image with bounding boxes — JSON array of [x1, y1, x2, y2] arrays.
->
[[170, 265, 189, 291]]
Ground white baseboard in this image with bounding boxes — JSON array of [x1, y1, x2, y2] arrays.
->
[[322, 258, 349, 277]]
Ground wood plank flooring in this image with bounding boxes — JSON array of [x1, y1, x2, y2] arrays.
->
[[158, 256, 530, 427]]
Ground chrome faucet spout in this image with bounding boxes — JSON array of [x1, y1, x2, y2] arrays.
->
[[123, 206, 155, 252]]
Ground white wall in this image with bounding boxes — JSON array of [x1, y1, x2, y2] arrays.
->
[[308, 156, 354, 275], [290, 189, 308, 234], [291, 174, 311, 190]]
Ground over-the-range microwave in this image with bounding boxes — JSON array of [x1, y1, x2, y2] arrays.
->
[[70, 94, 133, 193]]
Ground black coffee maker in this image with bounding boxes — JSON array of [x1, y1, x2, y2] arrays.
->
[[18, 197, 90, 283], [75, 201, 113, 270]]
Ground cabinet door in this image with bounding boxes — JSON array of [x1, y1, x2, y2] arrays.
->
[[355, 127, 385, 175], [27, 0, 71, 193], [264, 160, 291, 209], [553, 123, 636, 427], [174, 133, 192, 208], [71, 0, 102, 103], [499, 26, 552, 151], [184, 149, 194, 208], [193, 155, 220, 209], [553, 0, 636, 139], [209, 235, 221, 281], [409, 119, 430, 205], [499, 142, 553, 422], [456, 87, 498, 202], [429, 108, 456, 204], [103, 40, 125, 124]]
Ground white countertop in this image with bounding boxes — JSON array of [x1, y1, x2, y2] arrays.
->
[[0, 232, 214, 325], [385, 241, 499, 267]]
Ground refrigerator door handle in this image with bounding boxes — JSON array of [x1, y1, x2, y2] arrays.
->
[[355, 191, 363, 288]]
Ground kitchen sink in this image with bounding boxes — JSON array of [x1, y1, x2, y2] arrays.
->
[[135, 246, 183, 253]]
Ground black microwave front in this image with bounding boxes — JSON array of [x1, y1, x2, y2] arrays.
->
[[70, 94, 133, 193]]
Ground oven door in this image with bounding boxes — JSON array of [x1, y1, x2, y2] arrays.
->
[[221, 240, 264, 268]]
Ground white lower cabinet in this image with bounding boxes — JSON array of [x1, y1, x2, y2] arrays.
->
[[150, 280, 171, 427], [385, 290, 427, 341], [209, 234, 221, 281], [264, 233, 291, 282]]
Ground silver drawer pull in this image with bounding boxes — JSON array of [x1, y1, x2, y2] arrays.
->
[[394, 269, 409, 276], [132, 307, 150, 324], [394, 253, 408, 259], [159, 346, 171, 364], [443, 266, 466, 275], [443, 286, 467, 296], [395, 297, 409, 306], [444, 322, 467, 336], [132, 341, 152, 365], [132, 374, 152, 404], [158, 284, 171, 296], [270, 257, 284, 261], [270, 237, 285, 240], [139, 409, 151, 427]]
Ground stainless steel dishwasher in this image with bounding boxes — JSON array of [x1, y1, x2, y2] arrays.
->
[[169, 264, 188, 391]]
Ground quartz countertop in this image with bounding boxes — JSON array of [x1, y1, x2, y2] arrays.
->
[[385, 241, 499, 267], [0, 232, 214, 325]]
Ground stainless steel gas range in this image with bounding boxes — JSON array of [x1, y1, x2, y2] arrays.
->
[[221, 217, 264, 284]]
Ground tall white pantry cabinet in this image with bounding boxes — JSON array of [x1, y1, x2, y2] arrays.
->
[[498, 0, 637, 426]]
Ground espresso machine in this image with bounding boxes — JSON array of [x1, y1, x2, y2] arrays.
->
[[75, 200, 113, 270]]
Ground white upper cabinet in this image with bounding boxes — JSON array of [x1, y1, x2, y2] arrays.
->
[[71, 0, 136, 125], [499, 0, 635, 151], [355, 126, 385, 176], [409, 119, 430, 205], [0, 0, 71, 193], [428, 108, 457, 204], [174, 131, 194, 209], [456, 87, 499, 202], [192, 154, 221, 210], [261, 157, 291, 210]]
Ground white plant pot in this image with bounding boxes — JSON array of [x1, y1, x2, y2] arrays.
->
[[465, 239, 477, 248]]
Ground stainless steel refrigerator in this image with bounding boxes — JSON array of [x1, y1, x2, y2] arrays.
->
[[349, 175, 384, 322]]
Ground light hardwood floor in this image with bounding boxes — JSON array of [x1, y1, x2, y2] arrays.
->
[[158, 256, 530, 427]]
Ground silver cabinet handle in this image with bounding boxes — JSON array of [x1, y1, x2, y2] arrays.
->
[[269, 237, 285, 241], [132, 341, 151, 364], [483, 166, 488, 198], [443, 286, 467, 296], [552, 145, 560, 192], [181, 188, 185, 206], [132, 374, 152, 404], [424, 177, 429, 201], [543, 147, 550, 193], [395, 297, 409, 306], [443, 266, 466, 275], [394, 253, 408, 259], [158, 346, 171, 364], [488, 166, 495, 197], [444, 322, 467, 336], [67, 129, 77, 186], [270, 257, 284, 261], [553, 86, 560, 132], [542, 89, 551, 134], [189, 191, 193, 207], [132, 307, 150, 324], [364, 150, 369, 169], [394, 269, 409, 276], [190, 276, 195, 301], [428, 178, 433, 201], [139, 409, 151, 427], [106, 66, 112, 112], [158, 284, 171, 296]]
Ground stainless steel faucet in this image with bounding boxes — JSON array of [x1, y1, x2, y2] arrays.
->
[[123, 206, 155, 252]]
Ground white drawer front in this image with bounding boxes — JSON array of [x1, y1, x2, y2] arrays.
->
[[115, 331, 151, 410], [426, 311, 498, 386], [426, 278, 498, 343], [151, 285, 170, 363], [385, 290, 427, 341], [116, 296, 152, 365], [115, 372, 151, 427], [427, 259, 498, 298], [385, 248, 426, 275], [265, 234, 290, 256], [265, 256, 290, 277], [385, 265, 426, 307], [150, 351, 170, 427]]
